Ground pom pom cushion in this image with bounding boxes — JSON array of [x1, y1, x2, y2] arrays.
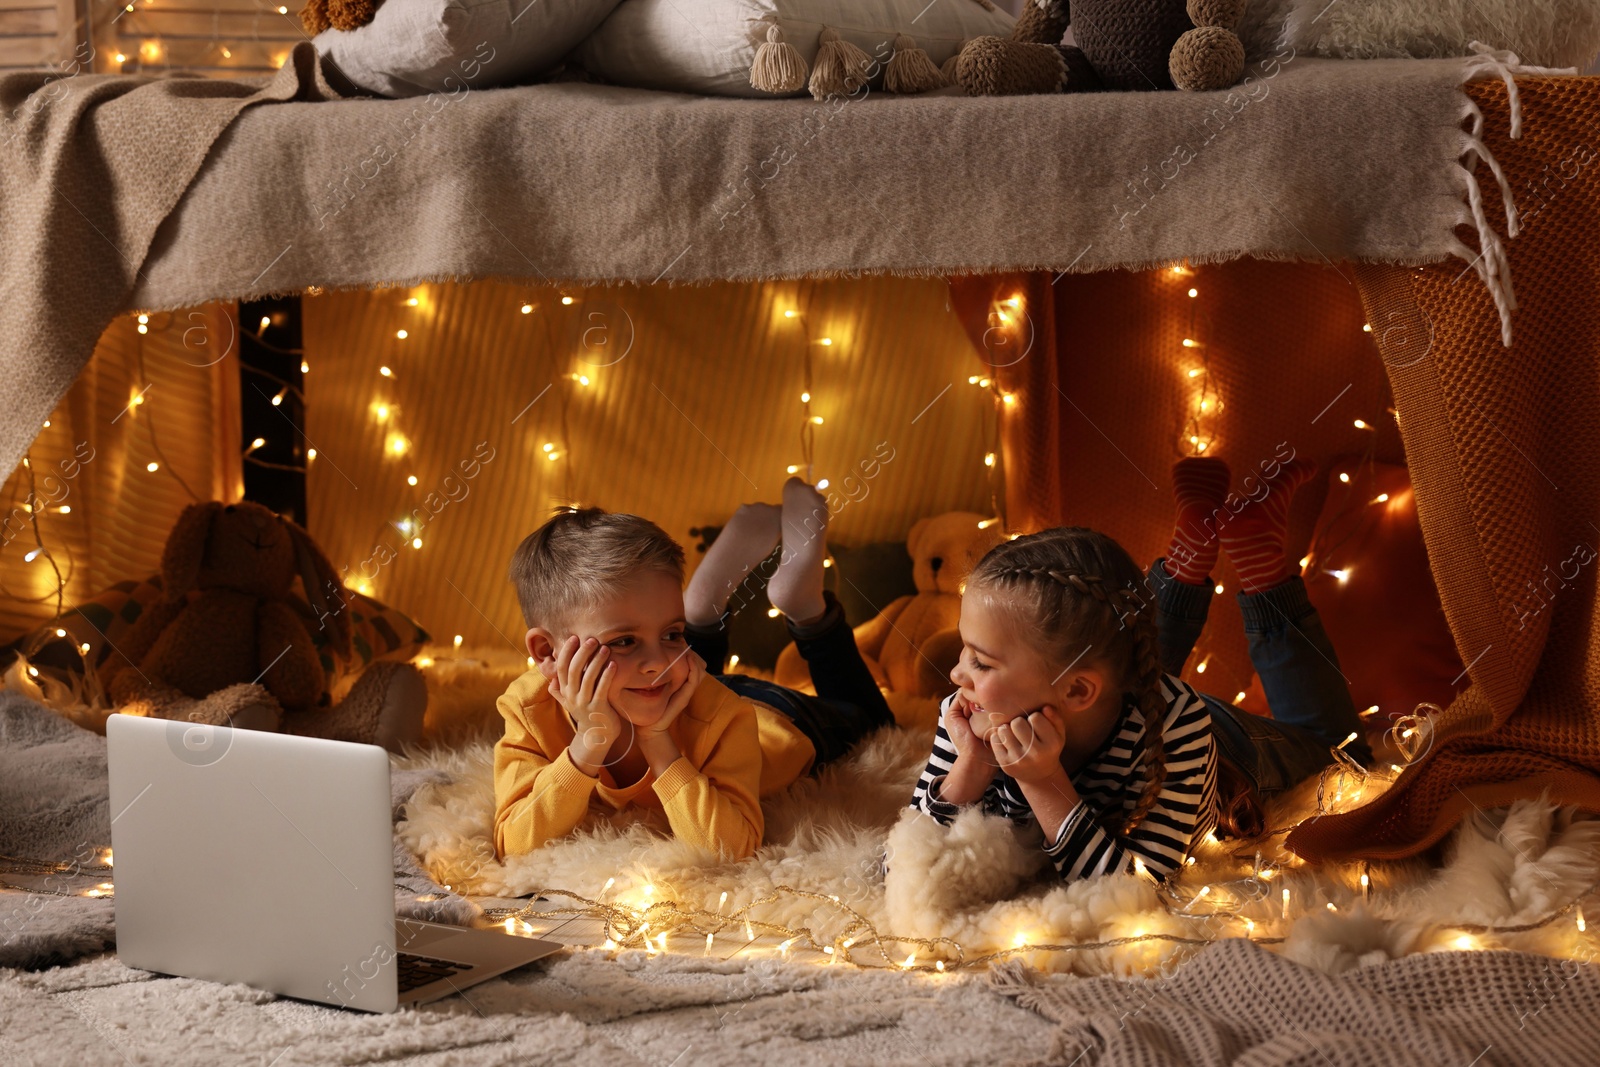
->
[[574, 0, 1014, 97], [312, 0, 627, 98]]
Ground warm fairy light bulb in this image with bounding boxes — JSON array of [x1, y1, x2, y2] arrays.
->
[[453, 635, 463, 650], [1187, 368, 1201, 378], [707, 933, 715, 952], [1363, 323, 1373, 332], [1579, 906, 1587, 933], [542, 442, 554, 452], [1187, 287, 1198, 298], [968, 375, 980, 385], [810, 416, 824, 425], [1182, 338, 1198, 347], [380, 365, 394, 376], [411, 537, 423, 549], [784, 309, 797, 318], [146, 462, 159, 473], [405, 297, 419, 307], [767, 607, 781, 618], [786, 464, 800, 474], [301, 361, 310, 374], [1235, 691, 1247, 703], [1005, 296, 1021, 308], [822, 558, 832, 568], [818, 338, 832, 346], [1282, 887, 1291, 917], [561, 296, 574, 305], [984, 452, 996, 467], [1214, 583, 1224, 594], [1453, 934, 1475, 950], [260, 316, 271, 330], [577, 375, 590, 386], [1373, 493, 1390, 503], [307, 448, 317, 461], [977, 518, 999, 529], [800, 391, 810, 403], [1013, 933, 1027, 947], [1002, 393, 1017, 405], [521, 304, 533, 314], [1299, 555, 1310, 569], [603, 877, 615, 893], [728, 653, 740, 667], [816, 478, 829, 490], [271, 390, 285, 406], [901, 953, 915, 969], [385, 431, 410, 456], [1196, 655, 1210, 674], [1353, 418, 1369, 429], [978, 377, 991, 388], [1362, 704, 1380, 716], [1331, 569, 1350, 583], [407, 475, 418, 486]]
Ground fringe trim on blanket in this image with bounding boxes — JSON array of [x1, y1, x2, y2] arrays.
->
[[1451, 42, 1577, 348]]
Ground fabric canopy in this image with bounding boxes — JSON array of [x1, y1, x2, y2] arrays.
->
[[0, 41, 1559, 482]]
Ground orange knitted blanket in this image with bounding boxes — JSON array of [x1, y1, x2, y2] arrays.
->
[[1290, 76, 1600, 863]]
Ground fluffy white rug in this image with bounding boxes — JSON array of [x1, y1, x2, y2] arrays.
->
[[399, 648, 1600, 979]]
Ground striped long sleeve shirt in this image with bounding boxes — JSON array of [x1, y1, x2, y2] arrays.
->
[[907, 676, 1219, 882]]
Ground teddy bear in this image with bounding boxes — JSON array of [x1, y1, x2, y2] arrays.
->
[[772, 511, 1004, 707], [954, 0, 1248, 95], [96, 500, 427, 752]]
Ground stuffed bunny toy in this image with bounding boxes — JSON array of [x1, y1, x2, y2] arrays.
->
[[98, 500, 426, 752]]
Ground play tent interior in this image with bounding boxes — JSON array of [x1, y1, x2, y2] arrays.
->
[[3, 0, 1600, 1038]]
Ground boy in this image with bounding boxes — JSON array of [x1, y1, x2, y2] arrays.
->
[[494, 478, 894, 861]]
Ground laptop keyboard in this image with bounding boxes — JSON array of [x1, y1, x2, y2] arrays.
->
[[395, 952, 474, 993]]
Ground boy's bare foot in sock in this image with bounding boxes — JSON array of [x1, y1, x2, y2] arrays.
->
[[684, 503, 782, 627], [768, 477, 830, 626], [1218, 459, 1318, 593]]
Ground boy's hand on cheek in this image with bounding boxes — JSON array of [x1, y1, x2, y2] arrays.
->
[[641, 650, 705, 741], [549, 635, 623, 774], [991, 706, 1067, 785]]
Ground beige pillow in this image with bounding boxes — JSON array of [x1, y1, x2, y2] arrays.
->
[[574, 0, 1014, 97], [313, 0, 626, 98]]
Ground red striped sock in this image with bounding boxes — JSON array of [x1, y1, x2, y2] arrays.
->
[[1164, 457, 1231, 585], [1218, 459, 1318, 593]]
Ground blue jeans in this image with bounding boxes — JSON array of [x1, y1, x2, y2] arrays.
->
[[1145, 558, 1375, 800], [683, 590, 894, 770]]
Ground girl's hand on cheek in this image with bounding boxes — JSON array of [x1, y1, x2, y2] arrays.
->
[[946, 693, 997, 767], [991, 705, 1067, 784]]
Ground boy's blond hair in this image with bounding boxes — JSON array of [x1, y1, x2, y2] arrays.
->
[[508, 506, 685, 631]]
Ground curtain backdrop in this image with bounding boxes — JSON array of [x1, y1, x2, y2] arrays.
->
[[301, 276, 997, 654]]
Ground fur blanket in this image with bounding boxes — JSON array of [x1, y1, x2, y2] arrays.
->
[[400, 651, 1600, 978]]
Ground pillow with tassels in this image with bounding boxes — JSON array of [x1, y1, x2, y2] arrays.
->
[[573, 0, 1013, 98]]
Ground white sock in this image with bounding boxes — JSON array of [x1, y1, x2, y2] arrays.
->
[[683, 503, 781, 626], [768, 477, 829, 625]]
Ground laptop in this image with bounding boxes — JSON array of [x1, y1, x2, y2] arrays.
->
[[106, 712, 563, 1013]]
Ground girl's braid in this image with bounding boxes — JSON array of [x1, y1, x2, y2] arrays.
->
[[987, 565, 1169, 837]]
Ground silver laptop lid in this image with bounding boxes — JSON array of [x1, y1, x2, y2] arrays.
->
[[107, 713, 401, 1013]]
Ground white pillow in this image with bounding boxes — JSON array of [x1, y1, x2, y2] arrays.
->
[[574, 0, 1015, 97], [313, 0, 625, 98]]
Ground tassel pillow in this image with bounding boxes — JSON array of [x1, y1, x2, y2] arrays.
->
[[574, 0, 1013, 98]]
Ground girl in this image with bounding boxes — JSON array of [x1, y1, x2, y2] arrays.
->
[[909, 455, 1376, 882]]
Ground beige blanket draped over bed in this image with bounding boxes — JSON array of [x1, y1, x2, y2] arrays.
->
[[1, 38, 1595, 863]]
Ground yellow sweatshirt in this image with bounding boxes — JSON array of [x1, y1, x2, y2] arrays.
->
[[492, 668, 817, 862]]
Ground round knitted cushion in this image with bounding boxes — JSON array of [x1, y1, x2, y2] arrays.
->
[[1071, 0, 1193, 92]]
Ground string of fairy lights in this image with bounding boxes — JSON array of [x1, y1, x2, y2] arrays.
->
[[9, 712, 1596, 973]]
